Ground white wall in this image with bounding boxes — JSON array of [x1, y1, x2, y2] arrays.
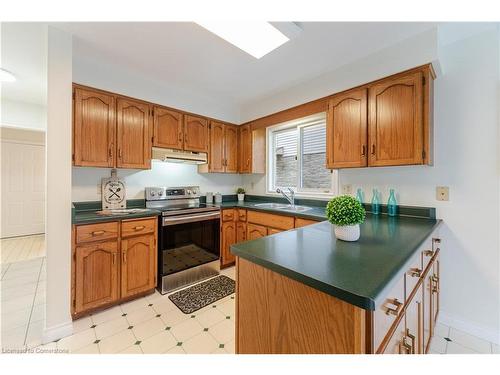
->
[[244, 28, 500, 343], [72, 162, 243, 202], [43, 26, 73, 343], [1, 98, 46, 130]]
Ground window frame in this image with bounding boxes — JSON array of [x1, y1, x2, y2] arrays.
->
[[266, 113, 338, 199]]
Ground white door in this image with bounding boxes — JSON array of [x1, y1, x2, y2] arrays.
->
[[1, 140, 45, 238]]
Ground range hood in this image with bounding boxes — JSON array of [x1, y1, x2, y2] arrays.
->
[[152, 147, 208, 165]]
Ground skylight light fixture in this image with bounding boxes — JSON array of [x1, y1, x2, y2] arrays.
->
[[196, 21, 289, 59], [0, 68, 16, 82]]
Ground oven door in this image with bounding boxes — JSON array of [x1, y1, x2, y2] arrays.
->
[[159, 211, 220, 282]]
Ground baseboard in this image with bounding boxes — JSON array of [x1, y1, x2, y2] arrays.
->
[[438, 311, 500, 345], [42, 320, 73, 344]]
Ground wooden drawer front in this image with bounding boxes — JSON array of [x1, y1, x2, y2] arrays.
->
[[237, 209, 247, 222], [121, 217, 156, 238], [76, 222, 119, 244], [405, 253, 422, 301], [374, 274, 405, 352], [295, 218, 319, 228], [222, 209, 235, 222], [247, 211, 294, 231]]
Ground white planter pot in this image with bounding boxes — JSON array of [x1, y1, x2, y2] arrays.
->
[[238, 194, 245, 202], [334, 224, 360, 242]]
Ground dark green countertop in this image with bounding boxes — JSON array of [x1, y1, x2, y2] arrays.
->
[[72, 199, 160, 225], [214, 201, 329, 221], [231, 214, 442, 310]]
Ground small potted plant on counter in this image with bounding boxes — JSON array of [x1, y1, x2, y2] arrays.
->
[[236, 187, 246, 202], [326, 195, 366, 242]]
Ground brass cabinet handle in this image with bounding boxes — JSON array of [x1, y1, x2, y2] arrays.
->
[[246, 159, 250, 167], [371, 144, 376, 155], [122, 250, 127, 264], [385, 298, 403, 316], [118, 148, 122, 159], [91, 230, 105, 236], [112, 253, 117, 265], [179, 133, 183, 143], [184, 134, 188, 144], [361, 145, 366, 156], [134, 225, 145, 231], [400, 338, 412, 354], [432, 274, 440, 293], [408, 267, 422, 278], [423, 249, 434, 257], [108, 144, 113, 158]]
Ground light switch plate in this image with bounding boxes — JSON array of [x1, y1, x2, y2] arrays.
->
[[436, 186, 449, 201], [342, 184, 353, 195]]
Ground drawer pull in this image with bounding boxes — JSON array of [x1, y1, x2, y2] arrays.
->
[[400, 338, 412, 354], [122, 250, 127, 264], [432, 238, 441, 244], [91, 230, 105, 236], [133, 225, 145, 231], [385, 298, 403, 316], [432, 274, 440, 293], [112, 253, 117, 265], [406, 329, 416, 354], [423, 249, 434, 257], [408, 268, 422, 278]]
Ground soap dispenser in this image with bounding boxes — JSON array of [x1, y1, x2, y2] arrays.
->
[[371, 189, 380, 215], [387, 189, 398, 217]]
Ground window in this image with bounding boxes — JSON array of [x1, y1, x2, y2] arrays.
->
[[267, 113, 337, 196]]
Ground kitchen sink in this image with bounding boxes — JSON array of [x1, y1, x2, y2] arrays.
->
[[254, 203, 311, 212]]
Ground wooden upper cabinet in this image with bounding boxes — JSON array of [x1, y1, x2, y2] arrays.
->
[[153, 106, 183, 150], [74, 240, 119, 313], [327, 88, 368, 168], [121, 233, 156, 298], [239, 124, 252, 173], [116, 97, 152, 169], [73, 87, 116, 167], [368, 72, 424, 167], [209, 121, 225, 172], [225, 125, 239, 173], [184, 115, 209, 152]]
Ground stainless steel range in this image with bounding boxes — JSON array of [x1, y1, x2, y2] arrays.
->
[[145, 186, 221, 294]]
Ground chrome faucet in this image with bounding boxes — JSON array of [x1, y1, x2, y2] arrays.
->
[[276, 187, 295, 207]]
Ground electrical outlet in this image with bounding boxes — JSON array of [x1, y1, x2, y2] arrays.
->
[[436, 186, 449, 201], [342, 184, 353, 195]]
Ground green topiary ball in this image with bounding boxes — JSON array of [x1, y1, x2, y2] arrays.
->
[[326, 195, 366, 226]]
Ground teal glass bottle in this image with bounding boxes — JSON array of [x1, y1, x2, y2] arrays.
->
[[371, 189, 380, 215], [387, 189, 398, 217], [356, 188, 364, 204]]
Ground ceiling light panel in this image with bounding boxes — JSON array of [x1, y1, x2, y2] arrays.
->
[[196, 21, 289, 59]]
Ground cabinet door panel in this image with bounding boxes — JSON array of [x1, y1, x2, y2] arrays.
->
[[221, 221, 236, 267], [121, 234, 156, 298], [184, 115, 208, 152], [116, 98, 152, 169], [225, 125, 239, 173], [209, 121, 225, 172], [75, 241, 119, 313], [236, 222, 247, 243], [247, 223, 267, 240], [153, 106, 183, 150], [327, 88, 368, 168], [73, 88, 115, 167], [369, 72, 423, 166], [239, 124, 251, 173]]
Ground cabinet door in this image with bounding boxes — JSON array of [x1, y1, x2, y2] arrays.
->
[[405, 283, 424, 354], [236, 222, 247, 243], [75, 240, 119, 313], [221, 221, 236, 267], [116, 98, 152, 169], [431, 255, 440, 325], [184, 115, 209, 152], [73, 87, 116, 167], [368, 72, 424, 166], [247, 223, 267, 240], [209, 121, 225, 172], [422, 267, 433, 353], [326, 88, 368, 168], [153, 106, 183, 150], [239, 124, 252, 173], [225, 125, 239, 173], [121, 234, 156, 298]]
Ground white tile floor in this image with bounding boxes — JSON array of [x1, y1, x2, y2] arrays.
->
[[2, 256, 499, 355]]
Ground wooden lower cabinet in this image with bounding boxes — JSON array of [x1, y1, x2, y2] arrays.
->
[[121, 234, 156, 298], [221, 221, 237, 268], [247, 223, 267, 240], [72, 217, 158, 318], [74, 240, 119, 313], [267, 228, 283, 235]]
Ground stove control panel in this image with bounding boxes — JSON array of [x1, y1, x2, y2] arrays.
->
[[145, 186, 201, 201]]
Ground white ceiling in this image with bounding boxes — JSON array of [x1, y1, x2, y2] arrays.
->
[[60, 22, 437, 107], [1, 23, 47, 105], [2, 22, 440, 113]]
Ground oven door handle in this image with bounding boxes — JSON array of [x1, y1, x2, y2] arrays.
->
[[162, 211, 220, 226]]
